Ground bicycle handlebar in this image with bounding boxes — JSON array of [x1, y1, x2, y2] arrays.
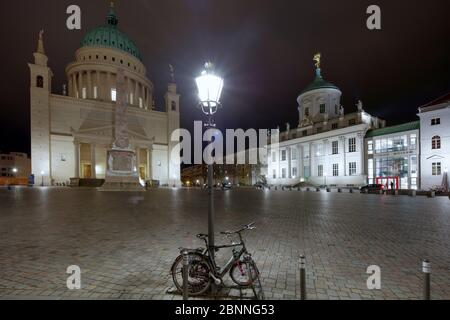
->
[[221, 222, 256, 235]]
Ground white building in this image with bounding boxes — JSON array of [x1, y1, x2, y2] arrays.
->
[[267, 55, 385, 187], [418, 93, 450, 190], [29, 4, 181, 186], [365, 122, 420, 190]]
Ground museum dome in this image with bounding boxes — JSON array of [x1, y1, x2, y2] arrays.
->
[[80, 4, 142, 61], [300, 68, 339, 95]]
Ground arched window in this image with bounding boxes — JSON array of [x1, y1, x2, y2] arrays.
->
[[432, 136, 441, 149], [36, 76, 44, 88]]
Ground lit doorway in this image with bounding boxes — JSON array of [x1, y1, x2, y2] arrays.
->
[[82, 164, 92, 179], [376, 176, 399, 190]]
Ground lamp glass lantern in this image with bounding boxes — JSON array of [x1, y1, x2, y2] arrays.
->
[[195, 62, 224, 117]]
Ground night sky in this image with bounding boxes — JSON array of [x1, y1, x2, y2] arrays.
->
[[1, 0, 448, 155]]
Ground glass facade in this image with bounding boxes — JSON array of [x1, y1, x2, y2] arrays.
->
[[367, 131, 419, 189]]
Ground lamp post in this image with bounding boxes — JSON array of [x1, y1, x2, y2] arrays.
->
[[40, 171, 45, 187], [195, 62, 224, 253]]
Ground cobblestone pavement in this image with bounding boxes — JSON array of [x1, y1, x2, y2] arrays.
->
[[0, 187, 449, 300]]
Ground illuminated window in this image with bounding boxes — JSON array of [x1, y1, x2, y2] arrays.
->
[[332, 141, 339, 155], [93, 86, 98, 99], [333, 164, 339, 177], [432, 162, 441, 176], [367, 141, 373, 155], [82, 87, 87, 99], [349, 162, 357, 176], [139, 97, 143, 108], [111, 88, 117, 102], [318, 165, 324, 177], [432, 136, 441, 149], [349, 138, 356, 153]]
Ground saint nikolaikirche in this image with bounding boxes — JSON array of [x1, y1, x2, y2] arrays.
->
[[29, 3, 181, 187]]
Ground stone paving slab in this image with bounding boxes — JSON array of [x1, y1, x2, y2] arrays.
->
[[0, 187, 449, 300]]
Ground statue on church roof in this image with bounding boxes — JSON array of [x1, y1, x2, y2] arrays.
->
[[169, 64, 175, 83], [356, 100, 364, 112], [313, 53, 321, 69]]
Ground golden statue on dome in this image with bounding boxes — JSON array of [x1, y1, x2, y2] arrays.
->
[[313, 53, 321, 68]]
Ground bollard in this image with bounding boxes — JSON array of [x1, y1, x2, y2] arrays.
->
[[182, 250, 189, 300], [316, 187, 320, 192], [338, 188, 342, 193], [299, 255, 307, 300], [430, 191, 436, 198], [349, 188, 353, 193], [411, 190, 416, 197], [306, 187, 310, 192], [379, 189, 383, 195], [298, 187, 301, 192], [326, 188, 331, 193], [422, 259, 431, 300], [395, 190, 399, 196], [364, 189, 369, 194]]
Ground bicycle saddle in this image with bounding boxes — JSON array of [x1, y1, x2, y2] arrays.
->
[[196, 233, 208, 240]]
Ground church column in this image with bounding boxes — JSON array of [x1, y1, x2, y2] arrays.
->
[[74, 140, 80, 178], [68, 76, 73, 97], [72, 73, 77, 98], [87, 71, 92, 99], [77, 72, 83, 99], [141, 85, 145, 109], [106, 72, 112, 101], [136, 147, 141, 177], [95, 71, 101, 100], [147, 147, 153, 180], [298, 144, 303, 179], [310, 142, 315, 179], [90, 143, 96, 179], [134, 80, 139, 106]]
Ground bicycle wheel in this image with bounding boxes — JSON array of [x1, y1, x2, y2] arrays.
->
[[230, 259, 259, 287], [171, 252, 212, 296]]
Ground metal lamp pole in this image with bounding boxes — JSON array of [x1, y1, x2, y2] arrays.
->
[[196, 62, 224, 255]]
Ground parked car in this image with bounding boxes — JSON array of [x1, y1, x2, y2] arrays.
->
[[221, 182, 233, 190], [360, 184, 385, 193]]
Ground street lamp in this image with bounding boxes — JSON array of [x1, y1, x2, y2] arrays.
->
[[12, 168, 18, 174], [40, 171, 45, 187], [195, 62, 224, 253]]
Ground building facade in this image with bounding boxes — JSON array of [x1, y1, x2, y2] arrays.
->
[[0, 152, 31, 178], [267, 56, 385, 187], [365, 122, 420, 190], [29, 4, 181, 186], [418, 93, 450, 190]]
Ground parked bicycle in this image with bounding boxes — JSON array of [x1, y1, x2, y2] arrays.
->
[[171, 222, 263, 299]]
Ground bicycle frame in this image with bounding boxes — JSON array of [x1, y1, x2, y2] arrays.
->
[[203, 232, 249, 279]]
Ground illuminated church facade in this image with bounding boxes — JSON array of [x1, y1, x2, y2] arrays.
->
[[29, 4, 181, 186]]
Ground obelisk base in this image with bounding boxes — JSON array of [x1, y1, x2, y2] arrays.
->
[[99, 148, 144, 192]]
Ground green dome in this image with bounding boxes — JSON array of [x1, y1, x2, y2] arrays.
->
[[80, 6, 142, 61], [300, 68, 340, 95]]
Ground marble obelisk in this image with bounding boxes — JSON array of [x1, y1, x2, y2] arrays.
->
[[100, 69, 143, 191]]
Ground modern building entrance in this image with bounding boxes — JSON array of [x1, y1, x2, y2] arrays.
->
[[376, 176, 399, 190]]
